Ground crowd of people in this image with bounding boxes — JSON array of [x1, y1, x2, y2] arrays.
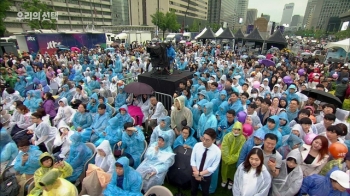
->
[[0, 40, 350, 196]]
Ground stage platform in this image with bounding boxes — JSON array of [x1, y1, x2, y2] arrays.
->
[[138, 70, 194, 96]]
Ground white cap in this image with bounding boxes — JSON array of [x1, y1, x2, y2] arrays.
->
[[330, 170, 350, 189], [263, 78, 269, 82]]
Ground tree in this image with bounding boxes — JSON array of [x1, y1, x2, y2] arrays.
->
[[0, 0, 11, 37], [22, 0, 56, 30], [151, 10, 180, 39], [189, 19, 200, 32], [335, 29, 350, 40], [208, 23, 221, 32]]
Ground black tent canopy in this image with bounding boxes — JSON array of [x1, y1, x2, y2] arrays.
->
[[245, 28, 264, 42], [266, 30, 287, 44], [216, 28, 234, 39], [197, 28, 216, 39], [234, 29, 245, 39]]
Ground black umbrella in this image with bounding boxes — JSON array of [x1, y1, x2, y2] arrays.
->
[[123, 82, 154, 95], [167, 146, 192, 195], [301, 89, 342, 107]]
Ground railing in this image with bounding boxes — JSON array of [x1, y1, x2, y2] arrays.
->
[[154, 91, 173, 112]]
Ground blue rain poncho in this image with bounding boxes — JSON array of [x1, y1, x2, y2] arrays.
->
[[58, 84, 73, 103], [68, 69, 75, 81], [285, 84, 300, 104], [25, 65, 35, 76], [23, 90, 42, 112], [215, 101, 229, 123], [0, 131, 18, 167], [136, 134, 175, 192], [114, 56, 123, 73], [197, 102, 217, 138], [72, 111, 93, 130], [279, 112, 291, 136], [88, 79, 100, 91], [277, 134, 303, 159], [150, 116, 176, 146], [237, 129, 266, 166], [272, 149, 303, 196], [299, 167, 349, 196], [94, 105, 131, 146], [73, 70, 84, 86], [40, 80, 51, 93], [190, 84, 199, 101], [66, 132, 93, 182], [177, 60, 188, 71], [103, 157, 143, 196], [35, 70, 46, 81], [14, 145, 42, 175], [101, 117, 123, 148], [173, 127, 197, 149], [121, 126, 145, 168], [192, 73, 200, 85], [82, 111, 110, 143], [15, 76, 26, 97], [191, 99, 208, 131], [229, 98, 244, 114], [115, 86, 128, 110], [261, 115, 283, 149], [211, 90, 227, 113], [87, 93, 99, 114]]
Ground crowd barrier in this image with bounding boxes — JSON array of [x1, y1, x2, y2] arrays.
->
[[154, 91, 173, 112]]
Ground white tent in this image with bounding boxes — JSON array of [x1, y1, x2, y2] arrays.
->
[[215, 28, 224, 37], [325, 38, 350, 52], [195, 28, 207, 39]]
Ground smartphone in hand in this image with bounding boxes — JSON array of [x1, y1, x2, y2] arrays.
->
[[269, 157, 276, 163]]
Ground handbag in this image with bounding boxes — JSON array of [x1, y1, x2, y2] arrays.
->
[[0, 176, 20, 196]]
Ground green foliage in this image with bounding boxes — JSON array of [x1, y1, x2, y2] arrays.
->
[[151, 10, 180, 39], [0, 0, 11, 37], [207, 23, 221, 32], [335, 29, 350, 40], [22, 0, 56, 30], [189, 19, 200, 32], [294, 29, 326, 39]]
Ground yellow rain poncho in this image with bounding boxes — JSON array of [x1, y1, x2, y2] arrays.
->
[[319, 158, 345, 176], [39, 169, 78, 196], [221, 121, 246, 182], [29, 152, 73, 196]]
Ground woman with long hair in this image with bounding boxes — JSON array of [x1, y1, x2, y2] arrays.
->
[[233, 148, 271, 195], [300, 135, 329, 176]]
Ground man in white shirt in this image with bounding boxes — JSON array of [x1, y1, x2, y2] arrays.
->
[[191, 128, 221, 196]]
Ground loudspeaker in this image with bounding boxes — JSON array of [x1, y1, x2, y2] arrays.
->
[[146, 43, 169, 68]]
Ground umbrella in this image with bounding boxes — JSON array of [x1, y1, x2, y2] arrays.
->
[[167, 146, 192, 190], [71, 47, 81, 53], [301, 89, 342, 107], [261, 59, 275, 67], [56, 44, 68, 49], [123, 82, 154, 94]]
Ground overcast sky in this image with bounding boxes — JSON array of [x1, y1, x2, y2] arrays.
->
[[248, 0, 308, 22]]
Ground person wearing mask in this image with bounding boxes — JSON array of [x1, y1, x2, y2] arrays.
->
[[191, 128, 221, 196], [173, 126, 198, 149], [300, 169, 350, 196], [38, 169, 78, 195], [171, 96, 193, 136], [136, 134, 175, 192], [117, 122, 145, 168], [103, 157, 142, 196], [233, 148, 271, 196], [272, 149, 303, 196], [29, 152, 73, 196], [220, 122, 246, 190]]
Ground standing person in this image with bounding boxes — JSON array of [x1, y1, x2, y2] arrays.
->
[[232, 148, 271, 196], [335, 78, 348, 105], [190, 128, 221, 196]]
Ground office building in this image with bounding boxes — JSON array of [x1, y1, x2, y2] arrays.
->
[[112, 0, 130, 25], [246, 8, 258, 25], [302, 0, 317, 28], [305, 0, 350, 30], [262, 14, 270, 22], [280, 3, 294, 26], [4, 0, 112, 33], [233, 0, 249, 28], [290, 15, 304, 27], [207, 0, 221, 25], [130, 0, 208, 28], [220, 0, 236, 28]]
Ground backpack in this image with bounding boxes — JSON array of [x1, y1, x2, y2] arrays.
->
[[0, 176, 20, 196]]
